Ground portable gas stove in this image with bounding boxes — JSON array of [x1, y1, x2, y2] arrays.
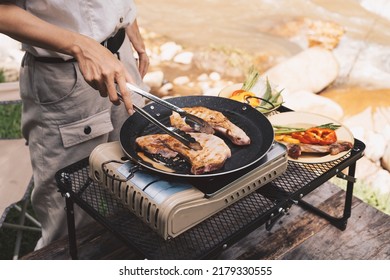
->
[[89, 141, 288, 240]]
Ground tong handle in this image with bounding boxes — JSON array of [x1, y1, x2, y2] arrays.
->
[[133, 104, 201, 151], [126, 83, 186, 115]]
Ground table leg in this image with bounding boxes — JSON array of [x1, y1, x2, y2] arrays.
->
[[297, 162, 357, 230], [65, 194, 78, 259]]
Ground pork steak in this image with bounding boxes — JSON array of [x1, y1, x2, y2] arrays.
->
[[136, 132, 232, 175], [170, 106, 251, 146], [284, 141, 353, 159]]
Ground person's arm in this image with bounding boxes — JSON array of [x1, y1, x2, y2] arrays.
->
[[0, 3, 134, 114], [126, 19, 149, 78]]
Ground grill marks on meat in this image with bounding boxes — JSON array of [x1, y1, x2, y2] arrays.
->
[[170, 107, 251, 146], [136, 133, 231, 175], [284, 141, 353, 159]]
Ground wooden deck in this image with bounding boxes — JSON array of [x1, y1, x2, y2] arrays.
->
[[21, 181, 390, 260]]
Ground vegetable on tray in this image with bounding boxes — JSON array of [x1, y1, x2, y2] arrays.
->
[[273, 123, 341, 146], [273, 123, 341, 134], [228, 66, 284, 113]]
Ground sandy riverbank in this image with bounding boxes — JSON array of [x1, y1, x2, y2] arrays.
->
[[322, 87, 390, 117]]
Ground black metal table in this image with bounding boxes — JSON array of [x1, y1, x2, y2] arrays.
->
[[56, 136, 365, 260]]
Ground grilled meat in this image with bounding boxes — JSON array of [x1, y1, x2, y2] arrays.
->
[[136, 133, 231, 175], [329, 141, 353, 155], [170, 107, 250, 146], [284, 141, 353, 159], [286, 143, 302, 159]]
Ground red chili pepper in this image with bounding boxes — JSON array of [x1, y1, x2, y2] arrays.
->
[[308, 128, 337, 145], [291, 131, 312, 144], [291, 128, 337, 145]]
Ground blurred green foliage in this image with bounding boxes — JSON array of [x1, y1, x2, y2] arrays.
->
[[0, 84, 39, 258], [0, 102, 22, 139], [331, 177, 390, 215], [0, 69, 5, 83]]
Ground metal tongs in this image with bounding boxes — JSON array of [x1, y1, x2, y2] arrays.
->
[[126, 83, 214, 134], [117, 83, 214, 150]]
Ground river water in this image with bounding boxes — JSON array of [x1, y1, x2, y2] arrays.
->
[[136, 0, 390, 53], [136, 0, 390, 91]]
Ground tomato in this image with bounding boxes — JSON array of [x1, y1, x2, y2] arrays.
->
[[291, 127, 337, 145], [229, 91, 260, 107]]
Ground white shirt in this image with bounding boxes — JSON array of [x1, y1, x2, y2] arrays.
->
[[11, 0, 137, 58]]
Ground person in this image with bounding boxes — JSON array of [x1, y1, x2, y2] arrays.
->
[[0, 0, 150, 249]]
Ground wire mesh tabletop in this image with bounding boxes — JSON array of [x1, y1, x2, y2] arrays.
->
[[56, 139, 365, 259]]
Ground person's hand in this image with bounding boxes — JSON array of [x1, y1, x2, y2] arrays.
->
[[72, 35, 134, 115], [137, 51, 149, 78], [126, 20, 149, 78]]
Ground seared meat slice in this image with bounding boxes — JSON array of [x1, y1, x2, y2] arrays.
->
[[329, 141, 353, 155], [170, 107, 250, 146], [138, 137, 179, 159], [284, 141, 353, 159], [136, 133, 231, 175], [286, 144, 302, 159]]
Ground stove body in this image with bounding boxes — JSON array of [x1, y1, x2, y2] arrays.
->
[[89, 141, 287, 240]]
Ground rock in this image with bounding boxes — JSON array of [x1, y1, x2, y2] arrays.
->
[[192, 49, 249, 79], [269, 17, 345, 50], [382, 144, 390, 173], [209, 72, 221, 81], [373, 107, 390, 171], [202, 86, 224, 97], [197, 73, 209, 82], [173, 76, 190, 85], [342, 107, 390, 164], [341, 43, 390, 89], [348, 126, 365, 144], [361, 0, 390, 22], [0, 35, 24, 82], [364, 131, 387, 163], [305, 19, 345, 50], [173, 51, 193, 64], [0, 34, 23, 60], [143, 71, 164, 88], [282, 89, 344, 120], [355, 156, 390, 194], [367, 168, 390, 194], [342, 108, 380, 163], [342, 107, 374, 133], [373, 107, 390, 142], [355, 156, 381, 181], [263, 47, 339, 93], [197, 81, 211, 93], [159, 42, 182, 61], [157, 83, 173, 96]]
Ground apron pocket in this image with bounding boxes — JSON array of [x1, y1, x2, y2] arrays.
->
[[59, 109, 113, 148]]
